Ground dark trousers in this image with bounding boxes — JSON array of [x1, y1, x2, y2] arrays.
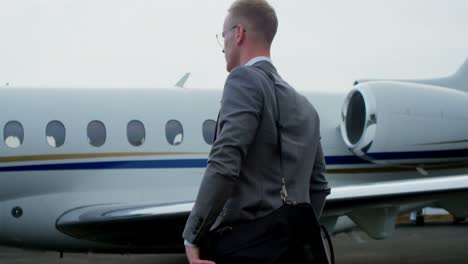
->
[[205, 215, 296, 263], [215, 240, 312, 264], [202, 191, 329, 264]]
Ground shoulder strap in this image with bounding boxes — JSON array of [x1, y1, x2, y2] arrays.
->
[[251, 65, 290, 204], [254, 65, 334, 263]]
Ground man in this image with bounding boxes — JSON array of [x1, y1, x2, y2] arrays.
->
[[183, 0, 329, 263]]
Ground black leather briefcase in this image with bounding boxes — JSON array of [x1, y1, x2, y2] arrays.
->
[[287, 202, 334, 264]]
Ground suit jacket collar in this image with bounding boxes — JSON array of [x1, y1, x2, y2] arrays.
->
[[245, 56, 272, 66], [252, 59, 278, 75]]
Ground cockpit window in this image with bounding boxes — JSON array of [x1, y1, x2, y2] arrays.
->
[[127, 120, 145, 146], [46, 120, 65, 148], [202, 119, 216, 145], [4, 121, 24, 148], [166, 120, 183, 146], [87, 120, 106, 147]]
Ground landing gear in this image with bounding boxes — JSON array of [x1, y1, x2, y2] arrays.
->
[[453, 217, 466, 225], [415, 209, 424, 226]]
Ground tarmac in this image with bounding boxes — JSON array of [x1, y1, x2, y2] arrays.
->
[[1, 220, 468, 264]]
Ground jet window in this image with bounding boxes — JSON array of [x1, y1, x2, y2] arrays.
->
[[46, 120, 65, 148], [87, 120, 106, 147], [202, 119, 216, 145], [4, 121, 24, 148], [166, 120, 183, 146], [127, 120, 145, 146]]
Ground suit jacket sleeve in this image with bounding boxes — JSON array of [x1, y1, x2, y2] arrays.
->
[[182, 66, 263, 244], [309, 139, 330, 217]]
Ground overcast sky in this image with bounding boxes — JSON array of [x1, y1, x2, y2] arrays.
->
[[0, 0, 467, 93]]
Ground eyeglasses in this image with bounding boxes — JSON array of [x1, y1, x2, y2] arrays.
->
[[216, 25, 238, 52]]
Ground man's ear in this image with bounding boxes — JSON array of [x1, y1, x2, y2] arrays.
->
[[235, 24, 246, 46]]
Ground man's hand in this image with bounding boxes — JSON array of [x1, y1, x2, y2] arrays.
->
[[185, 245, 216, 264]]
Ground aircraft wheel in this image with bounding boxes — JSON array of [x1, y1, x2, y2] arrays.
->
[[453, 217, 465, 225], [415, 215, 425, 226]]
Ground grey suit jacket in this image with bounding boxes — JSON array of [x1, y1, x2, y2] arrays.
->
[[182, 61, 329, 244]]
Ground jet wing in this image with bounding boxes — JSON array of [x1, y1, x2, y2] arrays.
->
[[56, 202, 193, 252], [56, 174, 468, 251], [325, 174, 468, 215]]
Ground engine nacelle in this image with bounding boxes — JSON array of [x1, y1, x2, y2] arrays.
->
[[340, 81, 468, 164]]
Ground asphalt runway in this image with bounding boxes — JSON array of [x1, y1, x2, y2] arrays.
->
[[1, 222, 468, 263]]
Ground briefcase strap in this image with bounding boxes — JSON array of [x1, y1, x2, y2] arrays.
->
[[253, 65, 335, 264], [252, 66, 290, 203], [271, 73, 290, 203]]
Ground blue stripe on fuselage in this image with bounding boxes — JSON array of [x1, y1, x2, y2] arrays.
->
[[367, 148, 468, 160], [0, 159, 209, 172], [0, 148, 467, 172]]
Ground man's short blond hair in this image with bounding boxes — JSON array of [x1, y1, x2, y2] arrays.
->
[[228, 0, 278, 46]]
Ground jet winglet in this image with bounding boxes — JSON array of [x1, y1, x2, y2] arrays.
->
[[174, 73, 191, 88]]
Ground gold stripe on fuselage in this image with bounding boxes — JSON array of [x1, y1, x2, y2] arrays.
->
[[0, 152, 208, 163]]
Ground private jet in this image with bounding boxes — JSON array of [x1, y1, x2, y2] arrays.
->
[[0, 59, 467, 253]]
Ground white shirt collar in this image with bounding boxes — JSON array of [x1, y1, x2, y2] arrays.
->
[[245, 56, 273, 66]]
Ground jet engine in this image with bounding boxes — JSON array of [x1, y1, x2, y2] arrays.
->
[[340, 81, 468, 164]]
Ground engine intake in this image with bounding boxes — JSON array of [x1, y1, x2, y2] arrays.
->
[[340, 81, 468, 164]]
